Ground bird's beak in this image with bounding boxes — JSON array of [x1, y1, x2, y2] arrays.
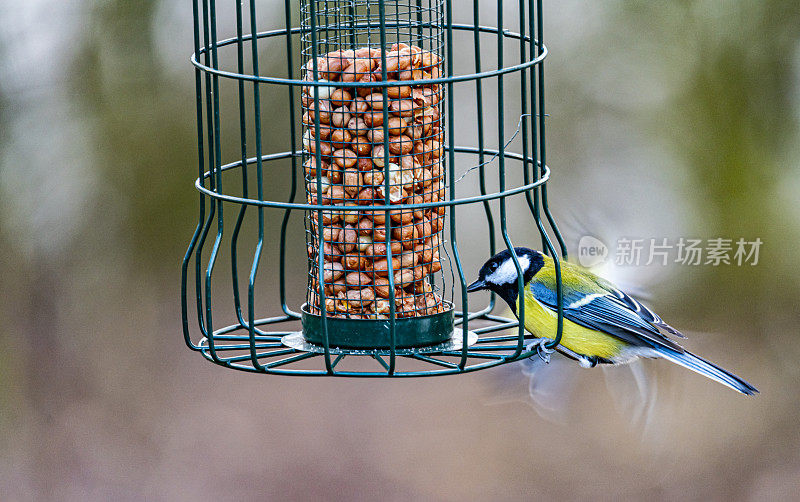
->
[[466, 279, 486, 292]]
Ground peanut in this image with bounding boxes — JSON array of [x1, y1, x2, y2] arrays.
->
[[332, 149, 357, 169], [341, 225, 358, 252], [387, 84, 413, 99], [329, 128, 351, 149], [374, 278, 392, 298], [363, 111, 385, 128], [329, 88, 352, 107], [342, 203, 360, 225], [393, 269, 415, 287], [343, 169, 361, 198], [341, 58, 372, 83], [362, 170, 384, 186], [303, 157, 328, 178], [356, 157, 374, 172], [389, 209, 414, 225], [323, 261, 344, 282], [370, 240, 402, 256], [306, 99, 332, 124], [346, 271, 372, 287], [356, 187, 376, 205], [389, 99, 414, 117], [350, 136, 372, 157], [370, 257, 400, 277], [344, 254, 363, 270]]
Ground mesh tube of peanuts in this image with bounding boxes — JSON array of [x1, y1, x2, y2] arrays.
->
[[302, 44, 447, 319]]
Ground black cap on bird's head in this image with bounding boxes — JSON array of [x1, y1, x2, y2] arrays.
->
[[467, 247, 544, 309]]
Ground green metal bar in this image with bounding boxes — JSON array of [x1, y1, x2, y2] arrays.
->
[[197, 343, 537, 376], [201, 0, 222, 361], [415, 0, 424, 43], [182, 0, 208, 351], [472, 0, 497, 317], [196, 147, 551, 210], [474, 332, 523, 341], [246, 0, 267, 370], [494, 0, 527, 360], [440, 351, 506, 360], [194, 0, 218, 342], [373, 354, 390, 372], [473, 325, 520, 336], [457, 345, 521, 352], [534, 0, 563, 349], [307, 0, 335, 373], [212, 358, 505, 376], [525, 0, 549, 253], [377, 0, 397, 375], [331, 353, 346, 369], [191, 25, 547, 87], [265, 352, 318, 369], [239, 314, 297, 325], [454, 303, 495, 326], [230, 0, 249, 333], [444, 0, 470, 371], [347, 1, 356, 48], [536, 0, 567, 260], [211, 333, 284, 340], [527, 0, 547, 251], [278, 0, 300, 318], [206, 342, 286, 351], [410, 354, 459, 369], [226, 349, 299, 363], [518, 0, 538, 224]]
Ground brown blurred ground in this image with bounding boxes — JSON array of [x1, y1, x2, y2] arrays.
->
[[1, 1, 799, 500]]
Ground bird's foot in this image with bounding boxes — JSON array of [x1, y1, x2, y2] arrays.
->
[[526, 338, 555, 364]]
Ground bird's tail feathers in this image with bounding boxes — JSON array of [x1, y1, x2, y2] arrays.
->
[[653, 347, 758, 395]]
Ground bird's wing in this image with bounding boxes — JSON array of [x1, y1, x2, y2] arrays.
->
[[531, 261, 684, 352], [594, 277, 685, 338]]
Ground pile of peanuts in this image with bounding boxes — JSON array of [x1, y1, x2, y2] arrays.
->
[[302, 44, 448, 319]]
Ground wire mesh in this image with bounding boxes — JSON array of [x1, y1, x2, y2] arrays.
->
[[181, 0, 567, 376], [300, 2, 447, 324]]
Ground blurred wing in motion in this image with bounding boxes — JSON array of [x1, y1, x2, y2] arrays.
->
[[602, 358, 659, 435], [487, 354, 660, 431], [521, 354, 583, 423], [485, 353, 583, 424]]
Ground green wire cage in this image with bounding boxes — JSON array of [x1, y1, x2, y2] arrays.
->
[[181, 0, 567, 376]]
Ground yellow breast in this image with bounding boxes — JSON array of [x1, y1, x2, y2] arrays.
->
[[517, 293, 627, 359]]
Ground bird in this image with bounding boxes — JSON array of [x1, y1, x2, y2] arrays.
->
[[466, 247, 758, 395]]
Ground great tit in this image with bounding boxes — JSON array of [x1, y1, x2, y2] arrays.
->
[[467, 247, 758, 395]]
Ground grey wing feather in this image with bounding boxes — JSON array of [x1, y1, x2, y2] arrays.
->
[[607, 287, 686, 338], [570, 296, 685, 352]]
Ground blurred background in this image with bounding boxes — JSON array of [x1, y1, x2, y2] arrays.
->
[[1, 0, 799, 499]]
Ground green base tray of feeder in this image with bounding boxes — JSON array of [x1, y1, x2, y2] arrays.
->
[[300, 303, 455, 349]]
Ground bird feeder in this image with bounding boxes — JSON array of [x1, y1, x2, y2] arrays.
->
[[182, 0, 567, 376]]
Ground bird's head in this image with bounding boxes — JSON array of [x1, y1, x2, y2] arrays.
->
[[467, 247, 544, 302]]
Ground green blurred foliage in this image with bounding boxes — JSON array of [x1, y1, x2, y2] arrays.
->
[[72, 0, 196, 272], [615, 1, 800, 324]]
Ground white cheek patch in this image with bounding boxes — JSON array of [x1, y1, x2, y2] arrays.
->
[[487, 256, 530, 285]]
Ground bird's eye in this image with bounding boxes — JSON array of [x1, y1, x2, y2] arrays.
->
[[490, 262, 499, 271]]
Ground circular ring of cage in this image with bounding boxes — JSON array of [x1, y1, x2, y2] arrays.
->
[[182, 0, 568, 376]]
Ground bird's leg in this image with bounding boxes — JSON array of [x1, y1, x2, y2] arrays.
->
[[525, 338, 555, 364], [556, 345, 599, 368]]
